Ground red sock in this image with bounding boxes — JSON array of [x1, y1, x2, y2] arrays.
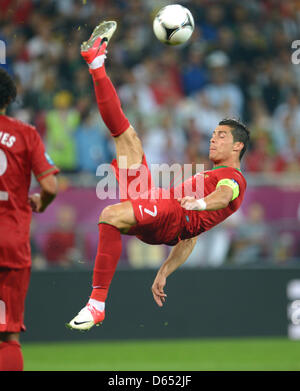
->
[[91, 68, 130, 137], [0, 341, 23, 371], [91, 223, 122, 302]]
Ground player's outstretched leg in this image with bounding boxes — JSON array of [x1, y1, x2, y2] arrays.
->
[[66, 201, 137, 331], [66, 21, 147, 332], [81, 20, 144, 169]]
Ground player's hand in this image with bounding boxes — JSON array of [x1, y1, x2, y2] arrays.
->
[[151, 273, 167, 307], [28, 193, 43, 213], [178, 196, 200, 211]]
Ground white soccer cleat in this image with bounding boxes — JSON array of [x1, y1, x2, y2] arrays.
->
[[81, 21, 117, 67], [66, 303, 105, 331]]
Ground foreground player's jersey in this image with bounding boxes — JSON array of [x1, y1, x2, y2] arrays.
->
[[175, 166, 247, 240], [0, 115, 59, 268]]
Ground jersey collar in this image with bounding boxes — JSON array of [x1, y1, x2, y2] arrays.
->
[[212, 165, 242, 172]]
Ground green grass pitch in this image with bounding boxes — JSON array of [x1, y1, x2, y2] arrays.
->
[[22, 337, 300, 371]]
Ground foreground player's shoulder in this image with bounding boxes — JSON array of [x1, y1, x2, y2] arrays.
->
[[3, 115, 36, 133], [0, 115, 40, 152], [16, 119, 48, 152], [210, 166, 247, 202], [213, 166, 246, 186], [21, 120, 39, 138]]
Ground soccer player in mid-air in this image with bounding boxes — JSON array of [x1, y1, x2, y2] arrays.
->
[[67, 21, 249, 331], [0, 68, 59, 370]]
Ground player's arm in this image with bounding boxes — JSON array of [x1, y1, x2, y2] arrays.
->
[[151, 236, 198, 307], [28, 126, 60, 213], [179, 178, 239, 211], [28, 174, 58, 213]]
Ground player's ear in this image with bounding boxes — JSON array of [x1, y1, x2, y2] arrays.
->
[[233, 141, 243, 153]]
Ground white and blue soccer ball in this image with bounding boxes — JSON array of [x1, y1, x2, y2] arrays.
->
[[153, 4, 195, 46]]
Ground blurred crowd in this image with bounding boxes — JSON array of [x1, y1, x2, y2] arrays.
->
[[1, 0, 300, 175], [1, 0, 300, 269]]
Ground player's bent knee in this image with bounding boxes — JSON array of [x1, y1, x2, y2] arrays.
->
[[99, 205, 117, 225], [99, 202, 136, 232], [99, 204, 128, 228]]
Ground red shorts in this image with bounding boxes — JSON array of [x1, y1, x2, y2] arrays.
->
[[111, 156, 185, 245], [0, 267, 31, 333]]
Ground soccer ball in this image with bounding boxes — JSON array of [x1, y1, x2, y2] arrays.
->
[[153, 4, 195, 46]]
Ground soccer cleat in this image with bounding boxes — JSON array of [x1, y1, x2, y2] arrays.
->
[[66, 303, 105, 331], [81, 21, 117, 67]]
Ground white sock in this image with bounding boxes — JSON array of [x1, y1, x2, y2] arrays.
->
[[89, 54, 107, 69], [88, 298, 105, 312]]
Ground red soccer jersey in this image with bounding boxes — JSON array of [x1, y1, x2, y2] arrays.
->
[[0, 115, 59, 268], [175, 165, 247, 240]]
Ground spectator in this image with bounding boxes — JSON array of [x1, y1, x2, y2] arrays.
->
[[46, 90, 80, 172], [244, 131, 275, 173], [273, 232, 296, 264], [143, 111, 186, 166], [203, 51, 244, 117], [30, 217, 47, 270], [230, 203, 270, 265], [75, 109, 112, 173], [27, 16, 62, 61], [118, 66, 158, 119], [43, 205, 81, 267], [272, 89, 300, 156], [58, 44, 84, 90], [0, 0, 33, 25], [181, 47, 208, 95], [200, 3, 225, 42]]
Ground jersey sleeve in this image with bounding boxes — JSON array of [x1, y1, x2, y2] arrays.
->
[[216, 178, 239, 201], [214, 168, 246, 202], [30, 127, 60, 181]]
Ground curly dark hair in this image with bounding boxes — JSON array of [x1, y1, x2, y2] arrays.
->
[[0, 67, 17, 110]]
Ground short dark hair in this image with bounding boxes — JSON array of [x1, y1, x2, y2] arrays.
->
[[0, 68, 17, 110], [218, 118, 250, 160]]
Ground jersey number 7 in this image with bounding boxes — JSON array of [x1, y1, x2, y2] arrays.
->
[[138, 205, 158, 218]]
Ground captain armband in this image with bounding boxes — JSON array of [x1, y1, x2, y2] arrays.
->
[[216, 178, 240, 201]]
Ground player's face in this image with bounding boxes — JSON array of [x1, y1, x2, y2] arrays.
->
[[209, 125, 236, 163]]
